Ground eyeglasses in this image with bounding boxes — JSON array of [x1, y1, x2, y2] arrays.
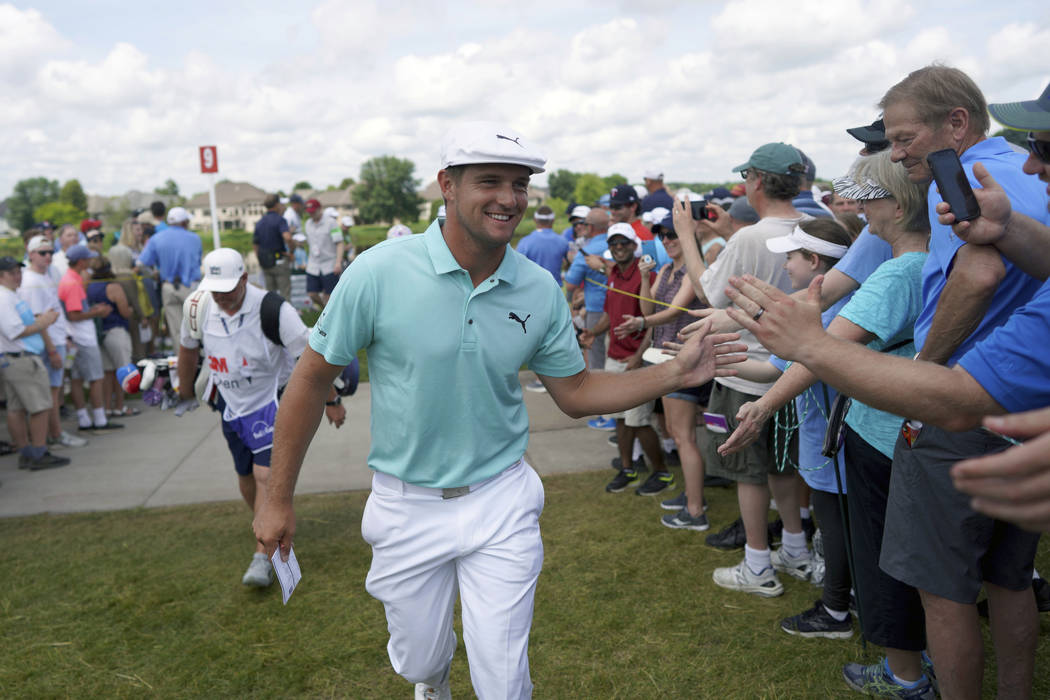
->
[[1028, 132, 1050, 163], [35, 250, 54, 256], [739, 168, 751, 180], [607, 240, 634, 248]]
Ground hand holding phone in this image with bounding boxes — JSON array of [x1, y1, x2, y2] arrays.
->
[[927, 148, 981, 222]]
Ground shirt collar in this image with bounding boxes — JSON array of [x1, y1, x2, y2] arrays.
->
[[423, 220, 519, 285]]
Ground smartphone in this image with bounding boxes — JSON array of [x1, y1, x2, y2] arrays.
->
[[690, 200, 709, 221], [926, 148, 981, 222], [703, 412, 729, 434]]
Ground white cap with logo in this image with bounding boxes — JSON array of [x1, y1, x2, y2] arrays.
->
[[607, 222, 642, 257], [440, 121, 546, 174], [198, 248, 245, 292], [166, 206, 191, 225]]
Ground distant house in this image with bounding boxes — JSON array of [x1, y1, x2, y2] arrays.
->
[[185, 182, 268, 231], [87, 191, 180, 222], [296, 187, 358, 221]]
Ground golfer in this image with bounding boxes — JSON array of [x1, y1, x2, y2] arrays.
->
[[254, 122, 744, 700]]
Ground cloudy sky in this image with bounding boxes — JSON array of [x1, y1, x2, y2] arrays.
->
[[4, 0, 1049, 201]]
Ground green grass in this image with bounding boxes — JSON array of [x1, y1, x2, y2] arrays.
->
[[2, 471, 1047, 698]]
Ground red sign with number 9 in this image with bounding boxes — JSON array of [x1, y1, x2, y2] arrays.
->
[[199, 146, 218, 173]]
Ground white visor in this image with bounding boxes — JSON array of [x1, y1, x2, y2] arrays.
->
[[766, 226, 848, 259]]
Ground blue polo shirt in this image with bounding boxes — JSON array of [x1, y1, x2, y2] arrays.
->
[[914, 137, 1049, 365], [792, 191, 832, 219], [311, 220, 585, 488], [959, 278, 1050, 414], [137, 225, 203, 285], [253, 211, 289, 253], [640, 188, 674, 214], [563, 233, 609, 312], [516, 227, 570, 284]]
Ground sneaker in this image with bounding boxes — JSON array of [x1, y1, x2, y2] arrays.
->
[[414, 682, 452, 700], [771, 547, 813, 581], [635, 470, 674, 496], [605, 469, 639, 493], [79, 421, 125, 433], [661, 508, 710, 531], [842, 658, 935, 699], [704, 474, 733, 488], [662, 449, 680, 467], [18, 451, 71, 471], [242, 552, 274, 587], [661, 492, 707, 512], [587, 417, 616, 431], [56, 431, 88, 448], [705, 517, 746, 551], [712, 560, 784, 598], [780, 600, 853, 639], [524, 379, 547, 393], [611, 455, 647, 472], [606, 434, 618, 446]]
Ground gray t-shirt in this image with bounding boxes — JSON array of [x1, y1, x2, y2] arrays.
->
[[700, 214, 807, 395]]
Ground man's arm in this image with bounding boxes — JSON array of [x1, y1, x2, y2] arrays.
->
[[916, 242, 1005, 364], [724, 274, 1004, 431], [540, 321, 745, 418], [65, 304, 109, 322], [254, 346, 344, 561], [12, 310, 58, 340]]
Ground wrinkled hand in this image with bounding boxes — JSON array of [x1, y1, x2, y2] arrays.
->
[[670, 319, 747, 388], [951, 407, 1050, 532], [614, 314, 644, 339], [325, 402, 346, 428], [725, 274, 826, 363], [934, 162, 1011, 245], [174, 397, 200, 417], [719, 400, 773, 456], [680, 307, 740, 337], [254, 499, 296, 562]]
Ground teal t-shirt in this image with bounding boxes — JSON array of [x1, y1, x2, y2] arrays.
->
[[837, 252, 927, 458], [310, 220, 585, 488]]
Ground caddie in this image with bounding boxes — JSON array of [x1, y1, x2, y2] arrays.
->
[[254, 121, 746, 700], [174, 248, 345, 587]]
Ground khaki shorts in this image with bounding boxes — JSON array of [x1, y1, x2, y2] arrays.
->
[[1, 354, 52, 414], [603, 356, 655, 428], [698, 382, 796, 485], [101, 326, 132, 371]]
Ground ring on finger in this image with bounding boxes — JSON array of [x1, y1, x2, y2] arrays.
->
[[752, 308, 764, 321]]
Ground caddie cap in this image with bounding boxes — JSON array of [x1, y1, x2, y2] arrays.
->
[[198, 247, 245, 293]]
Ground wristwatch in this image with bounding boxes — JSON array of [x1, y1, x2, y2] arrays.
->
[[325, 397, 341, 406]]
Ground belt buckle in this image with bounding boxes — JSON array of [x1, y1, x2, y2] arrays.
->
[[441, 486, 470, 500]]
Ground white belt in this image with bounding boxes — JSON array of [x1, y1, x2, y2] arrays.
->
[[373, 459, 523, 500]]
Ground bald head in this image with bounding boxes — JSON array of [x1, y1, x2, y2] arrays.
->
[[584, 208, 610, 235]]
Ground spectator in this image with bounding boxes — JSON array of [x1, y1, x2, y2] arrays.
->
[[253, 194, 293, 302], [640, 168, 674, 213], [86, 258, 137, 417], [17, 235, 86, 449], [792, 150, 833, 218], [609, 184, 660, 262], [84, 227, 105, 255], [51, 224, 79, 276], [561, 204, 591, 261], [829, 192, 860, 216], [579, 223, 671, 495], [57, 245, 123, 433], [149, 200, 168, 231], [284, 193, 304, 240], [516, 205, 570, 285], [673, 141, 808, 597], [303, 198, 345, 308], [137, 206, 202, 351], [0, 256, 69, 471]]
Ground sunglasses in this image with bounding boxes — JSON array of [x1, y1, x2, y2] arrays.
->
[[655, 231, 678, 240], [35, 250, 54, 255], [607, 239, 634, 248], [1028, 132, 1050, 163], [87, 235, 103, 241]]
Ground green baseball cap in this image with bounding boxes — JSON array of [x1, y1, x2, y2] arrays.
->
[[732, 142, 804, 175], [988, 82, 1050, 132]]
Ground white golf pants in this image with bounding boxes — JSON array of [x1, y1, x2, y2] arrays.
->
[[362, 459, 544, 700]]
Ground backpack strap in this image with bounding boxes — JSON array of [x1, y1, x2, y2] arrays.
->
[[260, 291, 285, 347], [183, 289, 212, 341]]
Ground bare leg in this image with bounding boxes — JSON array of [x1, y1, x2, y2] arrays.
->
[[70, 378, 86, 411], [615, 420, 633, 469], [7, 410, 28, 449], [985, 581, 1037, 699], [665, 398, 703, 516], [635, 425, 665, 472], [88, 378, 105, 410], [48, 386, 62, 440], [920, 590, 982, 700], [739, 482, 771, 550], [769, 471, 802, 534], [28, 410, 49, 448]]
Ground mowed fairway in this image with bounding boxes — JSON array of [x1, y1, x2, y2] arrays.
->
[[2, 470, 1048, 698]]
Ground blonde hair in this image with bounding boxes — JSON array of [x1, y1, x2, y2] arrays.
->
[[879, 64, 989, 137], [851, 151, 930, 233]]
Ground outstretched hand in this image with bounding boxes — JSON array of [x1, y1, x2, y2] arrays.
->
[[934, 162, 1011, 245], [719, 400, 773, 456], [951, 407, 1050, 532], [670, 319, 747, 387], [680, 307, 740, 337], [725, 274, 826, 362]]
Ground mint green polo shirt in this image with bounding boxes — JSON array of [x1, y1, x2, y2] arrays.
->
[[310, 220, 585, 488]]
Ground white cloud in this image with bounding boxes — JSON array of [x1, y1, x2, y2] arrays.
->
[[0, 4, 70, 82]]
